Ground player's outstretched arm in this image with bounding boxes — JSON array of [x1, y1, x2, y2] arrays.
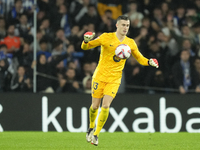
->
[[84, 32, 95, 43], [81, 32, 102, 50], [148, 58, 159, 68]]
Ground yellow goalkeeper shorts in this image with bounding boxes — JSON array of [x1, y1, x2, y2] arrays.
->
[[91, 78, 120, 99]]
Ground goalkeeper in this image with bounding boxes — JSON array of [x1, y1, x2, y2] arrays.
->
[[81, 15, 159, 146]]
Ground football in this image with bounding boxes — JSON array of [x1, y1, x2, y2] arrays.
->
[[115, 44, 131, 59]]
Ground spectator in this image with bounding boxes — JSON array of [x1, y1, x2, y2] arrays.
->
[[156, 31, 170, 52], [138, 0, 154, 16], [192, 21, 200, 56], [0, 58, 9, 92], [1, 0, 200, 94], [144, 70, 167, 94], [181, 39, 196, 58], [10, 65, 32, 92], [13, 42, 33, 69], [69, 0, 84, 23], [37, 10, 47, 27], [7, 0, 27, 24], [160, 2, 170, 19], [67, 25, 86, 49], [52, 4, 71, 37], [167, 16, 195, 52], [124, 56, 145, 93], [172, 50, 200, 94], [164, 0, 179, 11], [38, 0, 50, 13], [146, 40, 167, 73], [66, 60, 82, 80], [141, 17, 154, 35], [0, 17, 6, 39], [37, 39, 51, 60], [22, 0, 34, 12], [194, 57, 200, 87], [66, 43, 84, 67], [0, 0, 15, 18], [98, 9, 115, 32], [173, 5, 186, 27], [51, 39, 64, 56], [35, 29, 43, 48], [151, 7, 165, 34], [79, 62, 92, 81], [0, 44, 13, 62], [87, 23, 96, 33], [56, 68, 81, 93], [55, 28, 70, 51], [0, 44, 14, 74], [15, 13, 33, 43], [156, 30, 176, 72], [56, 60, 66, 75], [161, 14, 180, 57], [124, 1, 144, 28], [74, 0, 90, 23], [185, 6, 199, 27], [79, 4, 100, 28], [134, 26, 149, 55], [39, 17, 54, 42], [195, 0, 200, 12], [82, 75, 92, 94], [98, 17, 115, 32], [34, 52, 69, 92], [0, 24, 21, 53]]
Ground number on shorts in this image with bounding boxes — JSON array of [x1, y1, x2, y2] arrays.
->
[[93, 82, 98, 90]]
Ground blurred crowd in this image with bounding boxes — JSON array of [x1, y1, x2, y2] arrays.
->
[[0, 0, 200, 94]]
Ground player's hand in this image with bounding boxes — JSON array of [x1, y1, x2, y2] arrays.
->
[[148, 58, 159, 68], [84, 32, 95, 43]]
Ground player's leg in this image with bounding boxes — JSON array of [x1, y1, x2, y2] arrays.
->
[[86, 97, 101, 142], [89, 97, 101, 128], [93, 95, 113, 136], [92, 95, 113, 146], [86, 79, 104, 143], [92, 83, 120, 146]]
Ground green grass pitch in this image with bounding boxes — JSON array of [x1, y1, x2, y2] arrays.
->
[[0, 132, 200, 150]]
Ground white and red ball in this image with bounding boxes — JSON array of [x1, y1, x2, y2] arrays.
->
[[115, 44, 131, 59]]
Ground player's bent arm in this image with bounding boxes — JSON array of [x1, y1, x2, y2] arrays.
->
[[81, 39, 101, 50], [131, 40, 159, 68], [132, 50, 149, 66], [81, 41, 90, 50], [132, 51, 159, 68]]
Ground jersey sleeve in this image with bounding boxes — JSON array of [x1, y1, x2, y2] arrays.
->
[[81, 33, 105, 50], [131, 39, 149, 66]]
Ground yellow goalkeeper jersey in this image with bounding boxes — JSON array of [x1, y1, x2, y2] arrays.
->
[[81, 32, 149, 83]]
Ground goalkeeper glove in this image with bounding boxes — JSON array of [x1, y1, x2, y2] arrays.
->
[[148, 58, 159, 68], [84, 32, 95, 43]]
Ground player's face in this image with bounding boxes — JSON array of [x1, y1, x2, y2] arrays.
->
[[116, 20, 130, 36]]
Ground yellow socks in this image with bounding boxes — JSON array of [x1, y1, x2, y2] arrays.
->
[[89, 105, 98, 128], [94, 107, 109, 136]]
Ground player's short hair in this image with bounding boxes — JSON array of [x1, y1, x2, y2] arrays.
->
[[116, 15, 129, 23]]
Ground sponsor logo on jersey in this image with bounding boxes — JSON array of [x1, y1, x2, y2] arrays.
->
[[113, 55, 121, 62]]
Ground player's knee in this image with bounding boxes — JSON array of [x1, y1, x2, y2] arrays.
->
[[102, 104, 110, 109], [92, 104, 99, 110]]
